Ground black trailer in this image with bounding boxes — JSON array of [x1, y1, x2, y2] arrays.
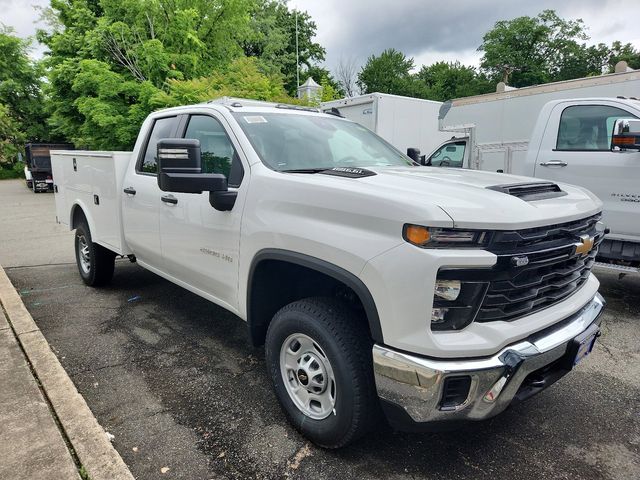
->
[[24, 143, 73, 192]]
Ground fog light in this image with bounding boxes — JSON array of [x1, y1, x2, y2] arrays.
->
[[434, 279, 461, 301], [431, 308, 449, 323]]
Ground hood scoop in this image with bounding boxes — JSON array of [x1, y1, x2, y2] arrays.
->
[[486, 182, 567, 201], [320, 167, 377, 178]]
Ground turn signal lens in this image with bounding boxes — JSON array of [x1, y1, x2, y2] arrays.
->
[[404, 225, 431, 246], [403, 224, 490, 248], [435, 280, 461, 301]]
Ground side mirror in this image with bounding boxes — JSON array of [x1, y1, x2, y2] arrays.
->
[[407, 147, 425, 165], [611, 118, 640, 150], [157, 138, 227, 194]]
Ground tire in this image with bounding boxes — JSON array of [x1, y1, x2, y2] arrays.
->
[[26, 180, 32, 189], [265, 297, 379, 448], [74, 220, 115, 286], [32, 180, 38, 193]]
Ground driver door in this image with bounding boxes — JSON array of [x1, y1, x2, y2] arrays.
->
[[533, 101, 640, 239], [159, 112, 248, 311]]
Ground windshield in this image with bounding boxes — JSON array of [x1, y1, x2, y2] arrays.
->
[[32, 156, 52, 169], [232, 112, 413, 171]]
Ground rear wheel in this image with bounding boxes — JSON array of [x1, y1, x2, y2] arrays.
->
[[74, 220, 115, 286], [265, 297, 379, 448]]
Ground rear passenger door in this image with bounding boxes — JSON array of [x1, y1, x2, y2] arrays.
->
[[122, 115, 180, 268], [159, 112, 247, 312]]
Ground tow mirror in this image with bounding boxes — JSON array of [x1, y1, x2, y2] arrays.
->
[[407, 147, 426, 165], [611, 118, 640, 150], [157, 138, 227, 194]]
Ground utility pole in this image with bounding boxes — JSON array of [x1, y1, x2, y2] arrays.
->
[[295, 9, 300, 87]]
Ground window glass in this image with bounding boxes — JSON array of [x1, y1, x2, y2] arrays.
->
[[428, 141, 466, 168], [556, 105, 637, 151], [140, 116, 177, 174], [232, 112, 413, 171], [185, 115, 243, 186]]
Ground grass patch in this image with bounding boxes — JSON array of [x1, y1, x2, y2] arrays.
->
[[79, 466, 91, 479]]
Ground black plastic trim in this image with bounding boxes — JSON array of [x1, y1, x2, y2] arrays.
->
[[597, 238, 640, 263], [247, 249, 384, 344], [486, 182, 567, 201], [135, 115, 180, 176]]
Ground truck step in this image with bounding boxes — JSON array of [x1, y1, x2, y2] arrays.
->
[[593, 261, 640, 275]]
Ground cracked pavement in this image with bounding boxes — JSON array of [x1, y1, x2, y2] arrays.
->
[[1, 179, 639, 479]]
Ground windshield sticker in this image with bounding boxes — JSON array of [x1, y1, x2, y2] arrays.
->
[[244, 115, 268, 124]]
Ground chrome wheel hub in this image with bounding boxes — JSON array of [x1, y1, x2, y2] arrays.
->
[[77, 234, 90, 274], [280, 333, 336, 420]]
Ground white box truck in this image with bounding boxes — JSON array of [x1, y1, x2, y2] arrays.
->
[[321, 93, 452, 160], [51, 98, 605, 448], [426, 65, 640, 275]]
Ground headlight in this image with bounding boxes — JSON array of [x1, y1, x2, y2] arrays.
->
[[403, 224, 490, 248], [434, 279, 461, 301], [431, 277, 488, 331]]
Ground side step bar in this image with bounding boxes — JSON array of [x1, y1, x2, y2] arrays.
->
[[594, 261, 639, 278]]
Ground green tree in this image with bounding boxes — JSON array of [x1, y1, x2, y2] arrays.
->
[[0, 104, 26, 165], [607, 41, 640, 71], [242, 1, 326, 94], [416, 61, 493, 101], [159, 56, 293, 105], [0, 29, 48, 143], [357, 48, 423, 96], [38, 0, 305, 149], [479, 10, 593, 87]]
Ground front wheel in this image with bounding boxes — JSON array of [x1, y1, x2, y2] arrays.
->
[[265, 297, 379, 448], [74, 220, 115, 286]]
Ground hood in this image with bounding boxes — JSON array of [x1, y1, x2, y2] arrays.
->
[[315, 166, 602, 230]]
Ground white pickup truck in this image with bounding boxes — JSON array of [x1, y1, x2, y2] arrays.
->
[[428, 72, 640, 276], [52, 98, 606, 448]]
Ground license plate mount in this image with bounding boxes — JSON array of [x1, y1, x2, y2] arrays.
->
[[565, 323, 600, 368], [573, 331, 598, 365]]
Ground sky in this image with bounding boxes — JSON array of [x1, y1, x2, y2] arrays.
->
[[2, 0, 640, 72], [288, 0, 640, 72]]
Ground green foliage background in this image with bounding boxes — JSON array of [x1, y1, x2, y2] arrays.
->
[[37, 0, 338, 151], [1, 3, 639, 168]]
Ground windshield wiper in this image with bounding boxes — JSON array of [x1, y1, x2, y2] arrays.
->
[[280, 168, 329, 174]]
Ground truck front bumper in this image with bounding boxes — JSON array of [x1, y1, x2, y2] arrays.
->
[[373, 293, 605, 429]]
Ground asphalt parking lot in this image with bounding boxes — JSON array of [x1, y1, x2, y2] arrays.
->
[[1, 179, 639, 479]]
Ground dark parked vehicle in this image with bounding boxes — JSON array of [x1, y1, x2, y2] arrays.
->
[[24, 143, 73, 192]]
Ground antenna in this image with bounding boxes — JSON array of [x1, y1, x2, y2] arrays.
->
[[295, 9, 300, 88]]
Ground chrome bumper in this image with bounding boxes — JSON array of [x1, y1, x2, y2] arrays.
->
[[373, 293, 605, 425]]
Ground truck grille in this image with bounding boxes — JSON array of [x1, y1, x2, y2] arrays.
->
[[487, 214, 601, 253], [437, 214, 603, 323], [476, 213, 602, 322]]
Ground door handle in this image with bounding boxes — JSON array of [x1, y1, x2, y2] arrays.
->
[[539, 160, 568, 167], [161, 194, 178, 205], [123, 187, 136, 195]]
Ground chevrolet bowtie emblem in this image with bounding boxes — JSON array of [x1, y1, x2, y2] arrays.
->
[[574, 235, 595, 256]]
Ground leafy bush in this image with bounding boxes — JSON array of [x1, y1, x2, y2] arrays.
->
[[0, 161, 24, 179]]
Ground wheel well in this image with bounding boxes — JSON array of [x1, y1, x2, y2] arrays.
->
[[247, 253, 383, 347], [71, 204, 86, 229]]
